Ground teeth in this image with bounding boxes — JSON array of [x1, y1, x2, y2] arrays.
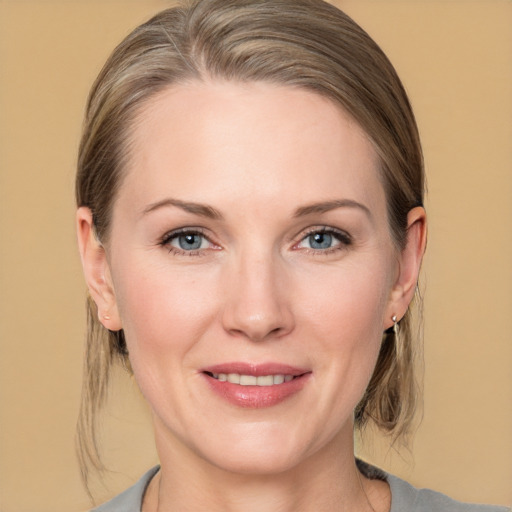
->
[[227, 373, 240, 384], [212, 373, 295, 386], [256, 375, 274, 386], [240, 375, 257, 385]]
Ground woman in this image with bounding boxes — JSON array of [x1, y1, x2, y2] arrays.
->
[[75, 1, 509, 511]]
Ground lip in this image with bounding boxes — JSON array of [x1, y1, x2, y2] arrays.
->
[[202, 362, 310, 377], [200, 362, 312, 408]]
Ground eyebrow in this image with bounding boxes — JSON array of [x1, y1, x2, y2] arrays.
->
[[142, 197, 371, 221], [294, 199, 372, 219], [142, 198, 223, 220]]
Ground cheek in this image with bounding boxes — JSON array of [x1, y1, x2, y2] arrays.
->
[[110, 262, 226, 421], [111, 259, 222, 363], [293, 260, 391, 398], [294, 257, 391, 340]]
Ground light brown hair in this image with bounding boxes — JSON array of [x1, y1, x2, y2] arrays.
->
[[76, 0, 424, 491]]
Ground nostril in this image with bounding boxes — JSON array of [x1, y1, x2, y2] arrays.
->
[[221, 285, 295, 341], [236, 325, 287, 342], [269, 326, 284, 337]]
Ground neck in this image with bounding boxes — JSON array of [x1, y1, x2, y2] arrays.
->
[[144, 420, 388, 512]]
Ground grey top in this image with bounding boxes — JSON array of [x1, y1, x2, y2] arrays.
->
[[91, 463, 510, 512]]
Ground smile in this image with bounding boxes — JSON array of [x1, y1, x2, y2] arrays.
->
[[206, 373, 295, 386], [201, 363, 311, 408]]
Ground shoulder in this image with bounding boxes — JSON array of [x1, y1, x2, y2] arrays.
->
[[386, 471, 510, 512], [356, 459, 509, 512], [90, 466, 160, 512]]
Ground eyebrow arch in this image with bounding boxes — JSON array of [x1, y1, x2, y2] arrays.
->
[[142, 198, 223, 220], [294, 199, 372, 218]]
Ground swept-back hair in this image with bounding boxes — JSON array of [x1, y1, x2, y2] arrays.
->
[[76, 0, 424, 493]]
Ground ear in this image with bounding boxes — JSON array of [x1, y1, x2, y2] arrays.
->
[[76, 207, 122, 331], [384, 206, 427, 329]]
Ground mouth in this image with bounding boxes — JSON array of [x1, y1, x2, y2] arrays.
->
[[204, 372, 296, 386], [201, 363, 311, 408]]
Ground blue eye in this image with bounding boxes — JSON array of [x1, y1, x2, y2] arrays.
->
[[162, 230, 212, 253], [174, 233, 205, 250], [296, 228, 350, 252], [308, 232, 334, 249]]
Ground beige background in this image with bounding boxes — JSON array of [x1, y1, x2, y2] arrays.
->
[[0, 1, 511, 511]]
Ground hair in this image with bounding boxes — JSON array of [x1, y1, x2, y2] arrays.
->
[[76, 0, 424, 492]]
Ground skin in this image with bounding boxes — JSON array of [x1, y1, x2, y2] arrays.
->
[[77, 81, 426, 512]]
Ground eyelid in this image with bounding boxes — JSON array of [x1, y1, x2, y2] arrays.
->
[[294, 226, 352, 243], [158, 225, 351, 255], [159, 227, 220, 254], [160, 227, 207, 244], [292, 226, 352, 251]]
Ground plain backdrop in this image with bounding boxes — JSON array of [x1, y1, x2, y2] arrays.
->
[[0, 1, 511, 511]]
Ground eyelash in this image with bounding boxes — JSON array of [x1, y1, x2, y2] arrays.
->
[[293, 227, 352, 255], [159, 228, 216, 256], [159, 226, 352, 257]]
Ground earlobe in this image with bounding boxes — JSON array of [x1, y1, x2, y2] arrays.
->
[[76, 207, 122, 331], [386, 206, 427, 328]]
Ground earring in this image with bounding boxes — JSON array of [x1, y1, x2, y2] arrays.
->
[[392, 315, 398, 336], [391, 314, 403, 364], [103, 314, 111, 320]]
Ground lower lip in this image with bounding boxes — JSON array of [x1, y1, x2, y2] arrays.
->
[[203, 373, 311, 408]]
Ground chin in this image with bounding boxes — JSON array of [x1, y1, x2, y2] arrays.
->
[[189, 422, 321, 476], [205, 444, 304, 476]]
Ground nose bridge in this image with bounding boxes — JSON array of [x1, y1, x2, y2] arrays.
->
[[222, 245, 293, 341]]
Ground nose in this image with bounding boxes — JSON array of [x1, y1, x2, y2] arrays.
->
[[221, 251, 294, 342]]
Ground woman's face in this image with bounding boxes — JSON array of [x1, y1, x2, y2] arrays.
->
[[96, 82, 410, 473]]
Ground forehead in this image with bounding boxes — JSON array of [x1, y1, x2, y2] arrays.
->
[[119, 80, 384, 216]]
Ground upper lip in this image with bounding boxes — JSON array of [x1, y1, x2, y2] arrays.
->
[[201, 362, 310, 377]]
